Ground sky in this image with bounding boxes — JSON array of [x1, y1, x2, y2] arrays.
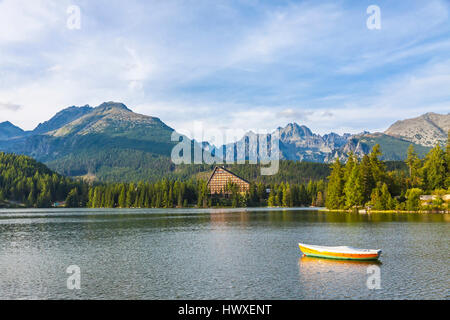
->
[[0, 0, 449, 142]]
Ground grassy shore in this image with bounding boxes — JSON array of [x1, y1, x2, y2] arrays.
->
[[319, 208, 449, 214]]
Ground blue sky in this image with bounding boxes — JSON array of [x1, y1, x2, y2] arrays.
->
[[0, 0, 449, 140]]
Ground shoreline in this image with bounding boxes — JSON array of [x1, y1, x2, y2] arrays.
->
[[319, 208, 449, 214], [0, 205, 448, 214]]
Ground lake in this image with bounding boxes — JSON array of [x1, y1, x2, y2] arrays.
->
[[0, 208, 448, 299]]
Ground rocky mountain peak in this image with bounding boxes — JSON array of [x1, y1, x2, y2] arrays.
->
[[281, 123, 313, 138], [276, 123, 350, 161], [33, 105, 93, 134], [0, 121, 24, 140], [46, 101, 172, 140], [95, 101, 132, 112], [384, 112, 449, 147], [0, 121, 15, 129]]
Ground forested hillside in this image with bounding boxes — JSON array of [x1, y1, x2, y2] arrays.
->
[[0, 152, 86, 207], [1, 133, 447, 211], [86, 178, 326, 209], [0, 152, 329, 208], [326, 132, 450, 211]]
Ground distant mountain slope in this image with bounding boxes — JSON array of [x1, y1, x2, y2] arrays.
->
[[0, 104, 444, 182], [0, 102, 177, 182], [278, 123, 352, 161], [33, 105, 93, 134], [339, 133, 431, 160], [0, 121, 24, 140], [384, 112, 450, 147], [46, 148, 174, 182], [278, 123, 333, 161], [48, 102, 171, 143], [218, 121, 424, 163], [218, 123, 351, 163]]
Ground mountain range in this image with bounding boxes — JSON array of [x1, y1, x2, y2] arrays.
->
[[0, 101, 447, 182], [0, 102, 176, 182]]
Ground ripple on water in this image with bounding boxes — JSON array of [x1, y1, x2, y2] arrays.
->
[[0, 209, 448, 299]]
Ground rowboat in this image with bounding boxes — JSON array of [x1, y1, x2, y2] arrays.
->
[[298, 243, 381, 261]]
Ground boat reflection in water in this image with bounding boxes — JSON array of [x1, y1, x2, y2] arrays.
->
[[297, 256, 382, 299], [299, 256, 382, 267]]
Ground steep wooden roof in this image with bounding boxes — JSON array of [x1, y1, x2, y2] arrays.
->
[[206, 166, 250, 186]]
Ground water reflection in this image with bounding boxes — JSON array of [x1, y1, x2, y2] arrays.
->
[[299, 256, 382, 269], [297, 256, 383, 299], [210, 211, 250, 228], [0, 208, 448, 299]]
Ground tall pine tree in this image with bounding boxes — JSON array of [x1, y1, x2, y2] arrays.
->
[[326, 159, 344, 209]]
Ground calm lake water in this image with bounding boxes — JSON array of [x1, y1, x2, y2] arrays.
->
[[0, 208, 448, 300]]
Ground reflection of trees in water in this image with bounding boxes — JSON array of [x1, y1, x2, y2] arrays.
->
[[209, 211, 250, 228], [320, 211, 448, 223]]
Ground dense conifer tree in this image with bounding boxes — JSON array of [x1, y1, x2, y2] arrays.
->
[[421, 144, 446, 191], [343, 165, 363, 209], [326, 159, 344, 209]]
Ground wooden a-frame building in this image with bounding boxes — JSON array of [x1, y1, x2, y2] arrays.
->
[[207, 166, 250, 194]]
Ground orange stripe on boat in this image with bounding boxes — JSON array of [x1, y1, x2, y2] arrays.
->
[[299, 244, 380, 259]]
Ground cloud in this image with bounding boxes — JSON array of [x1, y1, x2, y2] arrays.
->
[[228, 2, 344, 65], [0, 102, 22, 111], [276, 109, 313, 120], [0, 0, 449, 137], [0, 0, 62, 43]]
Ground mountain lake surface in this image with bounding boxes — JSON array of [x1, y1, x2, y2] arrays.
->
[[0, 208, 448, 299]]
